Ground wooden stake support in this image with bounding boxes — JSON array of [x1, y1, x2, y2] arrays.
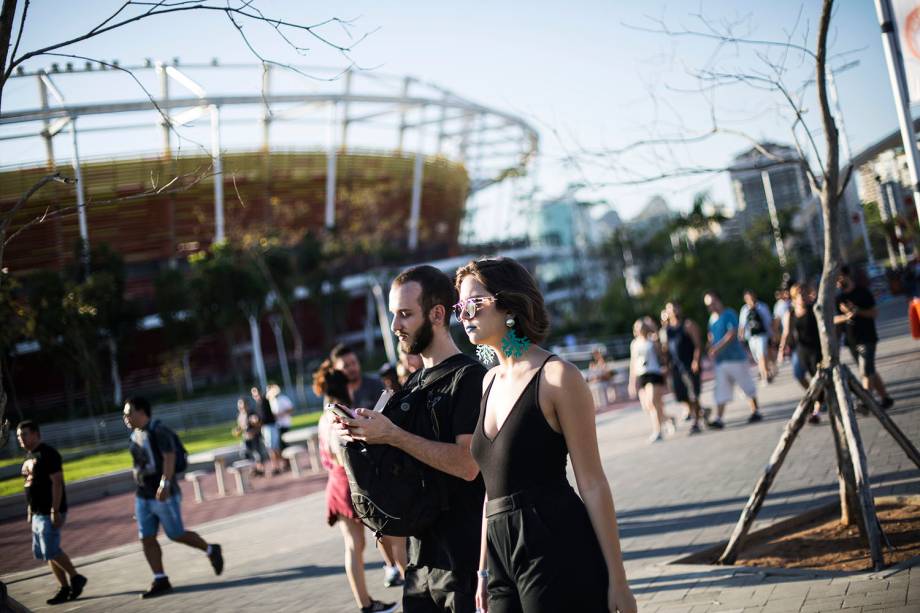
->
[[719, 363, 913, 571], [717, 371, 826, 565]]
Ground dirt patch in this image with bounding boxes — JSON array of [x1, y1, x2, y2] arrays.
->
[[733, 499, 920, 572]]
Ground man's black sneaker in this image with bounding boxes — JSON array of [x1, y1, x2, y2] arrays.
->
[[807, 413, 820, 425], [707, 418, 724, 429], [688, 424, 702, 435], [208, 544, 224, 575], [141, 577, 173, 599], [881, 397, 895, 410], [360, 600, 398, 613], [747, 412, 763, 423], [46, 586, 71, 605], [69, 574, 88, 600]]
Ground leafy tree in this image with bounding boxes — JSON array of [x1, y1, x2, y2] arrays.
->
[[154, 268, 200, 400], [189, 242, 269, 391], [641, 237, 785, 332], [0, 270, 32, 421]]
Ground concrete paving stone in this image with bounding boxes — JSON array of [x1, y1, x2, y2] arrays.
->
[[845, 579, 890, 593], [799, 595, 845, 611], [842, 587, 909, 608], [804, 584, 850, 598], [861, 606, 920, 613], [760, 595, 806, 612]]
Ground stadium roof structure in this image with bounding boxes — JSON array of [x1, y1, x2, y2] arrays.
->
[[1, 60, 540, 251]]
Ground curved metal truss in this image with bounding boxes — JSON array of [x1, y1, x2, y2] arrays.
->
[[1, 61, 538, 191], [1, 61, 539, 251]]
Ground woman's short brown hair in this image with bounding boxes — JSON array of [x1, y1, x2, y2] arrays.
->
[[454, 257, 550, 344]]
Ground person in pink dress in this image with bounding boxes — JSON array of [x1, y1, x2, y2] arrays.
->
[[314, 361, 400, 613]]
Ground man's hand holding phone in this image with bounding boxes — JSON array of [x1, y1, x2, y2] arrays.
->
[[329, 403, 399, 446]]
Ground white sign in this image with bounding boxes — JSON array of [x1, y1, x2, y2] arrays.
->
[[894, 0, 920, 102]]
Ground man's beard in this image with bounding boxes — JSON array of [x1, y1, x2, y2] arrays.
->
[[405, 315, 434, 355]]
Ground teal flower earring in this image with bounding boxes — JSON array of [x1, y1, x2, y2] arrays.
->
[[501, 316, 531, 358]]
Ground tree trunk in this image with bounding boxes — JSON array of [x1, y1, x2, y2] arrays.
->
[[107, 337, 122, 407], [826, 385, 863, 530], [248, 314, 268, 392], [269, 315, 295, 398], [182, 349, 194, 394]]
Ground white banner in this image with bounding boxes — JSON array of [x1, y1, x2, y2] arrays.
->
[[894, 0, 920, 102]]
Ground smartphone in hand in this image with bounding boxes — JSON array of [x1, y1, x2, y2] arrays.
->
[[325, 402, 355, 420]]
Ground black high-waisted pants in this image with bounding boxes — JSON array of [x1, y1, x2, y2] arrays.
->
[[485, 484, 608, 613]]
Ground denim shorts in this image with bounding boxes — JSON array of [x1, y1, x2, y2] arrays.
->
[[262, 424, 281, 450], [32, 513, 64, 561], [135, 494, 185, 539]]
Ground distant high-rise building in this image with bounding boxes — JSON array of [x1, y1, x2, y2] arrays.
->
[[728, 143, 809, 229]]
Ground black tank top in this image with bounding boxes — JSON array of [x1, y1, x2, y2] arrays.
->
[[666, 323, 695, 366], [792, 308, 821, 353], [470, 356, 568, 499]]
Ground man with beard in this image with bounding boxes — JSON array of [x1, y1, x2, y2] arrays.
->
[[333, 264, 486, 613], [332, 344, 386, 415]]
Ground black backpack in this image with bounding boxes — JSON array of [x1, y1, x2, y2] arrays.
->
[[747, 306, 767, 336], [341, 357, 478, 538], [149, 420, 189, 474]]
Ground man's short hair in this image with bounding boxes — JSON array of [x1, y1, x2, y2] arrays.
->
[[125, 396, 152, 417], [743, 289, 756, 298], [392, 265, 458, 328], [17, 420, 39, 435], [330, 343, 355, 361]]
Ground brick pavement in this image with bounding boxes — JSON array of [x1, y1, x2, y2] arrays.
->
[[3, 299, 918, 612]]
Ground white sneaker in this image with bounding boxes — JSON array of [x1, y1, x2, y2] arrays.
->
[[648, 432, 664, 444]]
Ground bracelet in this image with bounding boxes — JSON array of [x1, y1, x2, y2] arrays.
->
[[476, 569, 489, 579]]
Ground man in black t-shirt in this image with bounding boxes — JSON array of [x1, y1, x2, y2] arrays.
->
[[334, 265, 486, 613], [123, 397, 224, 599], [17, 421, 88, 605], [834, 266, 894, 409]]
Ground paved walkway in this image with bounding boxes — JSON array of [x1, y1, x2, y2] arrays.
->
[[3, 300, 919, 612]]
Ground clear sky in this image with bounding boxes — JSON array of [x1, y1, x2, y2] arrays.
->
[[0, 0, 904, 238]]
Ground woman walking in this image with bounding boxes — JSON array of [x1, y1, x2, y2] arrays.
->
[[629, 317, 675, 443], [778, 284, 823, 423], [456, 257, 635, 613], [313, 362, 400, 613]]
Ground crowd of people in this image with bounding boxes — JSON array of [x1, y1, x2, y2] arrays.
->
[[14, 259, 899, 612], [619, 265, 896, 443]]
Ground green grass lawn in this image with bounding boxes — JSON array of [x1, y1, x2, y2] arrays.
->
[[0, 411, 321, 499]]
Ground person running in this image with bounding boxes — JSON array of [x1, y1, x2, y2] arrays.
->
[[834, 265, 895, 409], [453, 257, 635, 613], [704, 290, 762, 427], [17, 421, 88, 605], [778, 283, 823, 423], [314, 362, 399, 613], [628, 317, 675, 443], [738, 290, 774, 384], [334, 264, 487, 613], [123, 397, 224, 598], [663, 302, 706, 434]]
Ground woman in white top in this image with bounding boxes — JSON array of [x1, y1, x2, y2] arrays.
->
[[628, 318, 674, 443]]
